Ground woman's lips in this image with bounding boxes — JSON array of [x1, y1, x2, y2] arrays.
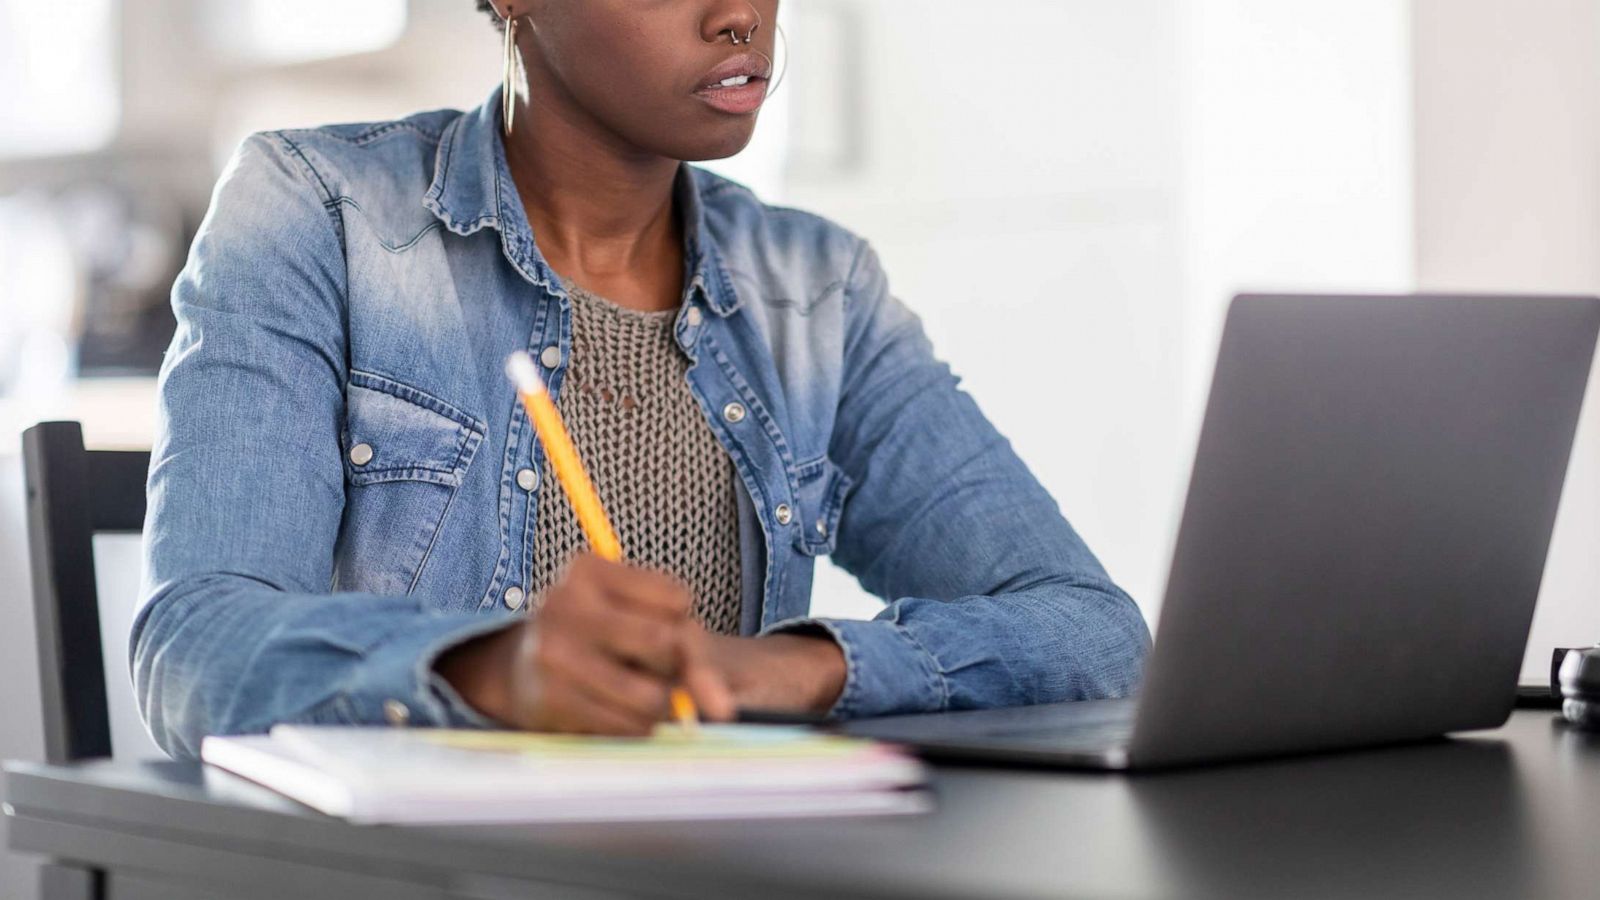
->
[[695, 53, 773, 115], [695, 77, 769, 115]]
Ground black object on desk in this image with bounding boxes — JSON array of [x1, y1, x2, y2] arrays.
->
[[1517, 683, 1565, 710], [1512, 647, 1591, 711], [1559, 646, 1600, 729], [9, 710, 1600, 900]]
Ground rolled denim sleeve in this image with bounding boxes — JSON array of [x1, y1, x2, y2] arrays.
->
[[133, 134, 507, 760], [785, 243, 1153, 719]]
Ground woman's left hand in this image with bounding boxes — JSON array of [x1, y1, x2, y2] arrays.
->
[[705, 632, 847, 714]]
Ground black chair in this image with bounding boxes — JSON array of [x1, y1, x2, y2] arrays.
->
[[22, 420, 149, 764]]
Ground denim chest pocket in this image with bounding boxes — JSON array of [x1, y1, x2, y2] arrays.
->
[[333, 371, 485, 596], [790, 456, 853, 557]]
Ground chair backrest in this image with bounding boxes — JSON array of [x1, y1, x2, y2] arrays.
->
[[22, 421, 149, 763]]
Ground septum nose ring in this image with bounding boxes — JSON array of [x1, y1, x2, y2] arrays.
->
[[726, 23, 758, 45]]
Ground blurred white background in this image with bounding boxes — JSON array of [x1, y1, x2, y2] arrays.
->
[[4, 1, 1600, 895]]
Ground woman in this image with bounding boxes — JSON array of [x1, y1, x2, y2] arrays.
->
[[134, 0, 1151, 759]]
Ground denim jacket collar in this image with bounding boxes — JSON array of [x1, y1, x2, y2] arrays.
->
[[423, 88, 741, 316]]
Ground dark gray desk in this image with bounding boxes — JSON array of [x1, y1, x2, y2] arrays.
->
[[7, 710, 1600, 900]]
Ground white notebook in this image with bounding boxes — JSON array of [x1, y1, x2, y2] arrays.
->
[[202, 724, 930, 824]]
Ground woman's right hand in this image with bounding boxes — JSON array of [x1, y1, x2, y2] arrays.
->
[[435, 553, 734, 735]]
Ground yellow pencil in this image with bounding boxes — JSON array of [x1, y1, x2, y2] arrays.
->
[[505, 350, 699, 733]]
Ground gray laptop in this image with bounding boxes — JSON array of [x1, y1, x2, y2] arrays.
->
[[845, 293, 1600, 770]]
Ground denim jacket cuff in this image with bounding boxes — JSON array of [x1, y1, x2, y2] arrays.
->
[[347, 614, 518, 730], [761, 616, 947, 719]]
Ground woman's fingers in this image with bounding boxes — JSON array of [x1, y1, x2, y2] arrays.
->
[[529, 632, 662, 734], [579, 612, 735, 725], [542, 562, 681, 674], [518, 553, 737, 734], [543, 678, 658, 736], [552, 636, 674, 721], [579, 604, 683, 677], [571, 553, 694, 619]]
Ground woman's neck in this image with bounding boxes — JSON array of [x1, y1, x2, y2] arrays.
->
[[504, 93, 685, 312]]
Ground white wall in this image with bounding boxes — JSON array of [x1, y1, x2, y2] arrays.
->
[[1178, 0, 1416, 425], [1413, 0, 1600, 679], [795, 0, 1188, 620]]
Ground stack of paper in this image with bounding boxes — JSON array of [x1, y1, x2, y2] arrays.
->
[[201, 724, 929, 824]]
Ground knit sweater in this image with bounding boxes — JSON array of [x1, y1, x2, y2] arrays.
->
[[528, 285, 743, 634]]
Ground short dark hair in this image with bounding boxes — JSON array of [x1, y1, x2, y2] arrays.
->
[[475, 1, 501, 28]]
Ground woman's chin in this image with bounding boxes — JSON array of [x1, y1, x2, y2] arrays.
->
[[668, 124, 760, 164]]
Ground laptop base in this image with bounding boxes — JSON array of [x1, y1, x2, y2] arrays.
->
[[843, 699, 1137, 770]]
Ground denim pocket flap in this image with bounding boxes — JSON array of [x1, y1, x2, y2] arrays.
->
[[343, 371, 484, 487], [791, 456, 853, 557]]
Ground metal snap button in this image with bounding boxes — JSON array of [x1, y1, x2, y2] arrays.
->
[[383, 699, 410, 727], [504, 586, 526, 610], [686, 306, 703, 327], [775, 503, 793, 526], [540, 345, 561, 368], [349, 443, 374, 466], [722, 402, 746, 424], [517, 468, 539, 491]]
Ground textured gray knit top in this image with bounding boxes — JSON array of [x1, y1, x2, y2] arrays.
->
[[529, 284, 743, 635]]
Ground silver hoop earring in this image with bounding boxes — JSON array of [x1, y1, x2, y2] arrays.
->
[[502, 11, 523, 136], [762, 21, 789, 98]]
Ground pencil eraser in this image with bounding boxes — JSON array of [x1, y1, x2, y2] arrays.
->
[[504, 351, 546, 395]]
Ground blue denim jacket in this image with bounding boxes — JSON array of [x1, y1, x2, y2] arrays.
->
[[134, 91, 1150, 759]]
